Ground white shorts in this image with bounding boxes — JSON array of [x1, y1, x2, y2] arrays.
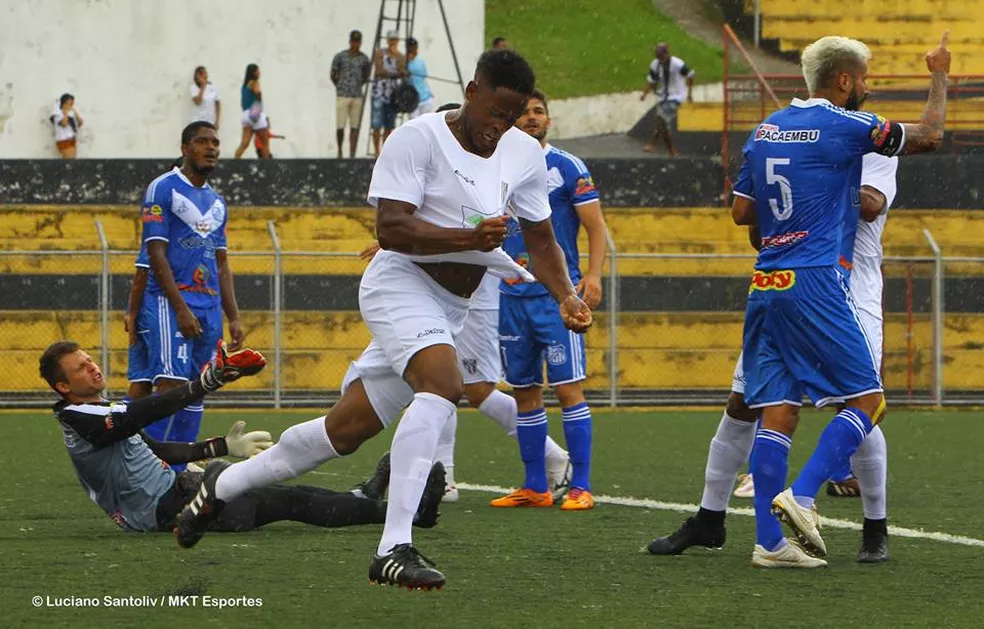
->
[[341, 250, 471, 426], [456, 308, 502, 385], [850, 256, 884, 372], [732, 306, 884, 396], [240, 109, 269, 131]]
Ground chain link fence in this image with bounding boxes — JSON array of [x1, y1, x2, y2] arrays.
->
[[2, 233, 978, 407]]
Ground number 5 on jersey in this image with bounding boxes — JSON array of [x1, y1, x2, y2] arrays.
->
[[766, 157, 793, 220]]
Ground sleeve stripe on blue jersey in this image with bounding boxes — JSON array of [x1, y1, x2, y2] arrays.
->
[[550, 146, 590, 175], [733, 190, 755, 200], [144, 171, 173, 204], [819, 103, 874, 125]]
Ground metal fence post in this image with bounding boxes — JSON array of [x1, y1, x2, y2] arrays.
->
[[606, 229, 618, 407], [923, 229, 944, 406], [267, 221, 283, 409], [95, 221, 110, 384]]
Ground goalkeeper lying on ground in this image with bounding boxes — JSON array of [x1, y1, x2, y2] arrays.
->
[[40, 340, 444, 534]]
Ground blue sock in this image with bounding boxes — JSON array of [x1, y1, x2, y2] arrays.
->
[[516, 408, 548, 493], [829, 457, 855, 483], [750, 429, 791, 551], [561, 402, 592, 491], [791, 408, 872, 501], [165, 404, 205, 473]]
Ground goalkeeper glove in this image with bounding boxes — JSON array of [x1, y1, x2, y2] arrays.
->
[[224, 420, 274, 458], [200, 339, 267, 392]]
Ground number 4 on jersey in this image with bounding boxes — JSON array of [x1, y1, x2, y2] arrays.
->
[[766, 157, 793, 220]]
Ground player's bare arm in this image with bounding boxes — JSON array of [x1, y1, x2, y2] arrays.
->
[[901, 32, 950, 155], [860, 185, 888, 222], [124, 267, 149, 347], [748, 224, 762, 251], [376, 198, 507, 254], [731, 194, 756, 225], [520, 217, 592, 332], [574, 200, 608, 309], [216, 249, 244, 350], [146, 240, 202, 338]]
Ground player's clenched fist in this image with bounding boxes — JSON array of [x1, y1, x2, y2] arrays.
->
[[471, 216, 509, 251], [560, 294, 592, 333], [926, 30, 950, 74]]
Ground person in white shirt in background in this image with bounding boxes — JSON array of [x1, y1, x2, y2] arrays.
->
[[190, 66, 221, 128], [51, 93, 83, 159], [640, 43, 695, 157]]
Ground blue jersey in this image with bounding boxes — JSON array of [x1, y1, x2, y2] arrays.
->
[[733, 97, 903, 271], [140, 168, 228, 308], [501, 145, 599, 297]]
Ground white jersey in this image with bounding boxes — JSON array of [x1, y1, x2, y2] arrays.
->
[[852, 153, 899, 313], [471, 272, 500, 310], [367, 112, 549, 282]]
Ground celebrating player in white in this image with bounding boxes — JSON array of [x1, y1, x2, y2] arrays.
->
[[174, 49, 592, 590]]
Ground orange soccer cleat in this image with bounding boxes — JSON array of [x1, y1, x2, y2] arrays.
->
[[560, 488, 595, 511], [489, 488, 554, 508]]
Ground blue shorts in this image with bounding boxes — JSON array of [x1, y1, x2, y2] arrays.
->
[[137, 295, 223, 382], [742, 266, 882, 408], [499, 293, 587, 388], [371, 98, 397, 130], [127, 336, 152, 383]]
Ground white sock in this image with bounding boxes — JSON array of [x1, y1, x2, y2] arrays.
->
[[434, 410, 458, 469], [699, 412, 758, 512], [214, 416, 339, 502], [852, 424, 887, 520], [478, 389, 568, 466], [377, 393, 456, 556]]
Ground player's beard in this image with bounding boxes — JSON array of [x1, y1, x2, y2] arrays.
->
[[845, 80, 868, 111]]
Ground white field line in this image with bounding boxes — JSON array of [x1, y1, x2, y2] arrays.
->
[[457, 482, 984, 548]]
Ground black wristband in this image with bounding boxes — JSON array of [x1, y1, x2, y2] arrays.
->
[[203, 437, 229, 459]]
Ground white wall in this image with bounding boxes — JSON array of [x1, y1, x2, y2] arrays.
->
[[0, 0, 483, 158]]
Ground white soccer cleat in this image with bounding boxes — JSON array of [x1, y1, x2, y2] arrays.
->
[[733, 473, 755, 498], [752, 539, 828, 569], [771, 488, 827, 557], [443, 466, 459, 503], [548, 458, 572, 502]]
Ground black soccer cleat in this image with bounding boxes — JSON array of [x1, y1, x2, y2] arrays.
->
[[413, 462, 445, 529], [857, 519, 889, 563], [354, 452, 391, 501], [647, 514, 726, 555], [369, 543, 446, 590], [174, 459, 230, 549]]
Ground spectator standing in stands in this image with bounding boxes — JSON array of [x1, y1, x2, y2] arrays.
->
[[331, 30, 372, 158], [492, 36, 510, 50], [640, 43, 694, 157], [189, 66, 221, 129], [234, 63, 270, 159], [370, 30, 406, 155], [406, 37, 434, 119], [51, 93, 83, 159]]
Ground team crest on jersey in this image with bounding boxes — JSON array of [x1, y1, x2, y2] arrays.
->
[[171, 191, 224, 236], [462, 358, 478, 375], [193, 264, 210, 285], [547, 344, 568, 366], [754, 124, 820, 143]]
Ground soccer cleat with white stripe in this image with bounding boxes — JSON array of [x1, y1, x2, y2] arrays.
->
[[369, 544, 445, 590], [771, 487, 827, 557], [751, 539, 828, 569], [443, 465, 459, 503], [174, 459, 230, 549]]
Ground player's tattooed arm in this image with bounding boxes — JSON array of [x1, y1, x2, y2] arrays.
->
[[860, 186, 888, 222], [902, 32, 950, 155], [376, 199, 504, 254]]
